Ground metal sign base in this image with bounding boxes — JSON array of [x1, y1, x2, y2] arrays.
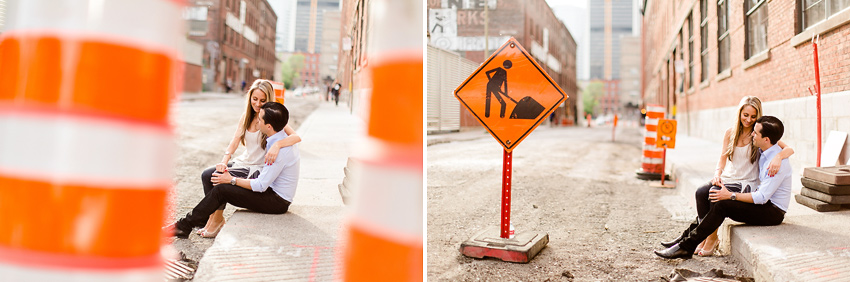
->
[[460, 226, 549, 263]]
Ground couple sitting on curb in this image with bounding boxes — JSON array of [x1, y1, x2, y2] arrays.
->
[[167, 102, 300, 238], [655, 115, 792, 259]]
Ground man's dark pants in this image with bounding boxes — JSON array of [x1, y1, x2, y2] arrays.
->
[[200, 163, 261, 212], [176, 183, 291, 232], [675, 197, 785, 252]]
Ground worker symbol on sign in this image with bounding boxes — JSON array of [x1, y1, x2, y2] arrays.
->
[[485, 60, 545, 119]]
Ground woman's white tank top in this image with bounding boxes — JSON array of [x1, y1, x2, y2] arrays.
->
[[721, 145, 759, 189], [232, 129, 264, 175]]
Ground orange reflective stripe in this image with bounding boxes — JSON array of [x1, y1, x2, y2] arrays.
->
[[646, 124, 657, 132], [646, 111, 664, 119], [643, 150, 663, 159], [0, 35, 173, 126], [645, 137, 656, 145], [0, 175, 167, 260], [367, 55, 422, 146], [342, 226, 422, 282]]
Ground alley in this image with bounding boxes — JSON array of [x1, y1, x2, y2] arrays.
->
[[427, 126, 748, 281]]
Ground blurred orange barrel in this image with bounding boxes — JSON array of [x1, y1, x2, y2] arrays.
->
[[271, 81, 285, 104], [337, 0, 423, 281], [636, 105, 666, 180], [0, 0, 183, 280]]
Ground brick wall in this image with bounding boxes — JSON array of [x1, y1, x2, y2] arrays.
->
[[184, 63, 203, 93], [643, 0, 850, 171]]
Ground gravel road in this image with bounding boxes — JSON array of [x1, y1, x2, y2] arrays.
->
[[427, 125, 749, 281]]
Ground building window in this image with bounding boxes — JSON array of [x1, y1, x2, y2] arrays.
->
[[700, 0, 709, 82], [688, 13, 695, 89], [802, 0, 850, 29], [745, 0, 768, 59], [717, 0, 730, 73], [679, 29, 684, 90]]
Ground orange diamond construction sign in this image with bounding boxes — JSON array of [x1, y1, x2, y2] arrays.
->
[[454, 37, 568, 152]]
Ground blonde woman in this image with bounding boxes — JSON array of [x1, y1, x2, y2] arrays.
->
[[197, 79, 301, 238], [660, 96, 794, 256]]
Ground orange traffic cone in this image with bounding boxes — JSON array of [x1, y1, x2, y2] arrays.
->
[[0, 0, 183, 280], [636, 105, 667, 180]]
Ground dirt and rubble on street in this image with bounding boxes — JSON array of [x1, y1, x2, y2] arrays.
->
[[427, 126, 750, 281], [168, 92, 320, 266]]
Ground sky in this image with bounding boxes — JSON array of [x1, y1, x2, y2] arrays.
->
[[545, 0, 587, 9]]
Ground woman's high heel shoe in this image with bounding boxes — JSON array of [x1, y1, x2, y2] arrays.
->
[[200, 221, 224, 238], [697, 241, 718, 257]]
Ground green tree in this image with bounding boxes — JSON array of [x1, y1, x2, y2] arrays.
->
[[582, 81, 603, 117], [280, 54, 306, 89]]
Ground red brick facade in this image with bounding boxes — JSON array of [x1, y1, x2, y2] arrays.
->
[[642, 0, 850, 168], [187, 0, 277, 93], [642, 0, 850, 113], [183, 63, 203, 93]]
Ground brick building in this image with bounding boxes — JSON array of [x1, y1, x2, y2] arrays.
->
[[186, 0, 277, 92], [337, 0, 370, 114], [642, 0, 850, 169], [427, 0, 578, 127]]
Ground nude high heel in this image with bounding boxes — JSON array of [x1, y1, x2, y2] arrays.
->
[[697, 240, 718, 256], [200, 220, 225, 238]]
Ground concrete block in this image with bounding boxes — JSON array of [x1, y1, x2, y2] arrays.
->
[[794, 194, 842, 212], [806, 98, 816, 119], [802, 119, 818, 142], [801, 187, 850, 204], [803, 165, 850, 185], [789, 119, 802, 140], [460, 226, 548, 263], [801, 177, 850, 195]]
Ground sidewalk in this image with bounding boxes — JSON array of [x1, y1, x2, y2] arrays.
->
[[193, 102, 363, 281], [666, 135, 850, 282]]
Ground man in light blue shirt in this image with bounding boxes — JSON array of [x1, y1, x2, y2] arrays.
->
[[172, 102, 300, 238], [656, 116, 791, 259]]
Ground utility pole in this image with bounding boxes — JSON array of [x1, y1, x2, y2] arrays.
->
[[484, 0, 489, 57]]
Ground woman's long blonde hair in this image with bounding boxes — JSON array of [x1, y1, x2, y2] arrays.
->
[[725, 96, 762, 163], [240, 79, 275, 148]]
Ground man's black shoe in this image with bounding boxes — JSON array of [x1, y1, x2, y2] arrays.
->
[[165, 222, 191, 239], [654, 244, 692, 259], [660, 233, 684, 248]]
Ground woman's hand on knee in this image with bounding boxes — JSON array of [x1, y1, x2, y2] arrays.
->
[[215, 163, 227, 173]]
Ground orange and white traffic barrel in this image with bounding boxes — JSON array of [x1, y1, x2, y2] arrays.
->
[[271, 81, 285, 104], [0, 0, 183, 280], [337, 0, 423, 281], [636, 105, 666, 180]]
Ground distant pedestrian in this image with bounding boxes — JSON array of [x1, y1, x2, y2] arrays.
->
[[332, 82, 341, 106], [549, 112, 556, 127], [241, 80, 246, 91]]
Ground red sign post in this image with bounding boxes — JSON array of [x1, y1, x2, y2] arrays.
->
[[455, 38, 567, 263]]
